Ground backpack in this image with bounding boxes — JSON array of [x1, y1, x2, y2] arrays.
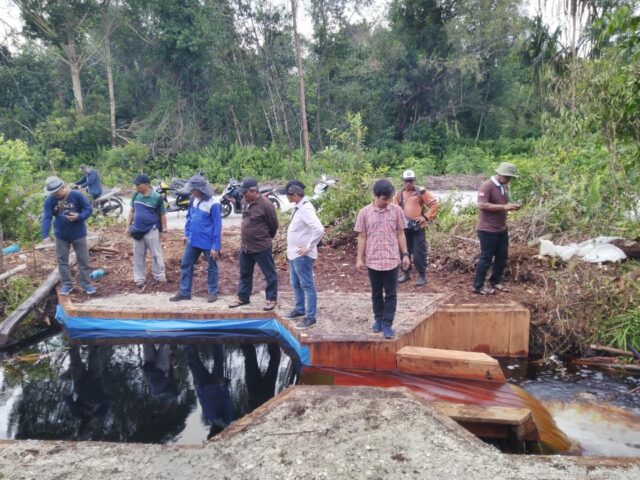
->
[[396, 187, 425, 210]]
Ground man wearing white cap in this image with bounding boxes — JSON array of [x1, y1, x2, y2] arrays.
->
[[473, 162, 522, 295], [41, 176, 95, 295]]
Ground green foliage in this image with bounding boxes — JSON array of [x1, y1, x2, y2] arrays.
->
[[599, 306, 640, 352], [98, 142, 151, 184], [0, 136, 40, 241], [0, 275, 38, 318]]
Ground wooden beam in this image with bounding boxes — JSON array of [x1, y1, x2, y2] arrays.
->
[[0, 264, 27, 282], [396, 346, 506, 383]]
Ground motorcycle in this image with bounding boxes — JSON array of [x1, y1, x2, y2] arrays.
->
[[73, 185, 125, 217], [156, 178, 192, 213], [260, 186, 292, 212], [311, 174, 337, 201], [219, 178, 243, 218]]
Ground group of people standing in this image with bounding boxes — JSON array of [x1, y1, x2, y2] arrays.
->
[[41, 162, 520, 340]]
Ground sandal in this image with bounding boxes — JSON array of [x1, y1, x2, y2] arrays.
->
[[472, 286, 495, 295], [493, 283, 510, 292], [263, 300, 277, 311], [229, 299, 250, 308]]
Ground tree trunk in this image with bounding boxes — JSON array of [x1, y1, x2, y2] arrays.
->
[[291, 0, 311, 171], [262, 105, 275, 143], [103, 2, 117, 147], [64, 37, 85, 115], [0, 221, 4, 274]]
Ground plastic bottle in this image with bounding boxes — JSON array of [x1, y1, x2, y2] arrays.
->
[[2, 243, 20, 254], [90, 268, 107, 280]]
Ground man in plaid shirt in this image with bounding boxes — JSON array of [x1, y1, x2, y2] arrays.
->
[[355, 179, 411, 339]]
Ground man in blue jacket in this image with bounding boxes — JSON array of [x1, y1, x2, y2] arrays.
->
[[41, 176, 96, 295], [75, 165, 103, 201], [170, 174, 222, 303]]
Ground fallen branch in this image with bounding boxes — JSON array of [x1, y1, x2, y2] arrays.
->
[[589, 343, 635, 358], [453, 235, 479, 245], [0, 264, 27, 282]]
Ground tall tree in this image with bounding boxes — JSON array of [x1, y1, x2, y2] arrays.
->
[[291, 0, 311, 169]]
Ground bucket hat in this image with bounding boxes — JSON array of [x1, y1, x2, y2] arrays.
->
[[186, 174, 214, 198], [495, 162, 518, 178], [44, 176, 64, 194]]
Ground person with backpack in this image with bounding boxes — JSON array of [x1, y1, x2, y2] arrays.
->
[[128, 174, 168, 288], [170, 174, 222, 303], [394, 170, 439, 286]]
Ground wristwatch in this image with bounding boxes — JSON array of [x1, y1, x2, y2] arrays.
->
[[402, 252, 410, 258]]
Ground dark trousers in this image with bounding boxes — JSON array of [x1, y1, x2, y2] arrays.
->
[[404, 228, 427, 276], [238, 248, 278, 302], [367, 267, 398, 327], [474, 230, 509, 289]]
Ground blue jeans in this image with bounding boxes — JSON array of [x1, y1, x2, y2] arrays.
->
[[179, 244, 218, 296], [237, 248, 278, 302], [289, 256, 317, 321], [474, 230, 509, 290]]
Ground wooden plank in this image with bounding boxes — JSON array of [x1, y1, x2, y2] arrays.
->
[[428, 310, 474, 351], [348, 342, 375, 369], [373, 340, 397, 370], [0, 264, 27, 282], [508, 309, 530, 357], [396, 346, 506, 383], [431, 402, 532, 426], [471, 309, 510, 355]]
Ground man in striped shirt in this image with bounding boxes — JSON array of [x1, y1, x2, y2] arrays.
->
[[355, 179, 411, 339]]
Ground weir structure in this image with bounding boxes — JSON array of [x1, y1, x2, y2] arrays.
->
[[54, 290, 556, 452]]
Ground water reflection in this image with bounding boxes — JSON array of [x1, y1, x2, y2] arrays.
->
[[0, 337, 299, 444]]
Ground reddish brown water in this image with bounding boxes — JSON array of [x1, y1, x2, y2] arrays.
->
[[301, 366, 572, 452]]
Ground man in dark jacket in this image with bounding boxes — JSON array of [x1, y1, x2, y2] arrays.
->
[[75, 165, 103, 201], [41, 176, 95, 295], [170, 174, 222, 303], [229, 177, 279, 311]]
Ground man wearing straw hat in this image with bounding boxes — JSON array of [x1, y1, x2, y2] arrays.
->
[[473, 162, 522, 295], [41, 176, 96, 295], [169, 174, 222, 303]]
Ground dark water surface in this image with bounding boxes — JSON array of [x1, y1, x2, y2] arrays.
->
[[0, 336, 299, 444]]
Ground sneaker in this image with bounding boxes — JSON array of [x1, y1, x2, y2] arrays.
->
[[398, 271, 410, 283], [372, 320, 382, 333], [135, 281, 146, 289], [295, 317, 316, 330], [472, 286, 495, 295], [207, 293, 218, 303], [153, 277, 168, 284], [415, 276, 426, 286], [169, 291, 191, 302], [60, 285, 73, 295], [382, 325, 394, 339], [283, 310, 305, 319], [83, 285, 97, 295]]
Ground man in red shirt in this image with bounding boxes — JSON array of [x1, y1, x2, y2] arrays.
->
[[473, 162, 522, 295], [395, 169, 439, 286], [355, 179, 411, 339]]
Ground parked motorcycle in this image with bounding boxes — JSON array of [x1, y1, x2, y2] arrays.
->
[[73, 185, 125, 217], [156, 178, 191, 213], [260, 186, 292, 212], [219, 178, 243, 218], [311, 174, 338, 201]]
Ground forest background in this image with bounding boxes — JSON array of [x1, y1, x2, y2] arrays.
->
[[0, 0, 639, 350]]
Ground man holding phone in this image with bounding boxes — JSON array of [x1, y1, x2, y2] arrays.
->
[[42, 176, 95, 295], [473, 162, 522, 295]]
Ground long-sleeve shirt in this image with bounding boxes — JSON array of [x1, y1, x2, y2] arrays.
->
[[185, 196, 222, 251], [286, 197, 324, 260], [75, 170, 103, 197], [41, 190, 93, 242], [395, 187, 439, 222], [240, 196, 278, 254]]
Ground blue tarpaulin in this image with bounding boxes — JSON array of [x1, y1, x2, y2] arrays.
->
[[55, 304, 310, 365]]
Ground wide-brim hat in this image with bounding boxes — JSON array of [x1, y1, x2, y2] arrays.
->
[[495, 162, 518, 178], [186, 174, 214, 197], [44, 176, 64, 194]]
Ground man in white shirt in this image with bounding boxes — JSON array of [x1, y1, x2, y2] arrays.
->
[[280, 180, 325, 330]]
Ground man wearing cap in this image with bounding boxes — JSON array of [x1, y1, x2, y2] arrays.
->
[[473, 162, 522, 295], [128, 174, 168, 288], [280, 180, 324, 330], [74, 165, 103, 202], [229, 177, 279, 311], [41, 176, 96, 295], [170, 174, 222, 303], [395, 169, 439, 286]]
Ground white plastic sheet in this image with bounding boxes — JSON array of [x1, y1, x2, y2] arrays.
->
[[538, 236, 627, 263]]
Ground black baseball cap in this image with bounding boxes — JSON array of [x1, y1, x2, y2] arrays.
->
[[279, 180, 306, 195], [239, 177, 258, 193], [133, 174, 151, 185]]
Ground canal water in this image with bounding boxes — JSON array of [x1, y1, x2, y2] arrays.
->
[[1, 336, 639, 455]]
